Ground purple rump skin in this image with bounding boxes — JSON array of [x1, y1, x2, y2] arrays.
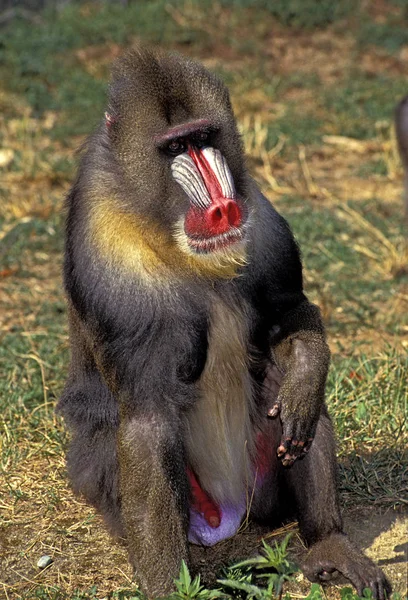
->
[[188, 500, 247, 546]]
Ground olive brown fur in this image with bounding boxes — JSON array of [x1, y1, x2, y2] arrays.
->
[[58, 47, 391, 599]]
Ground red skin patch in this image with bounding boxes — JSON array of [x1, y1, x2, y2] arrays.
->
[[187, 468, 221, 528], [255, 431, 274, 480], [187, 437, 273, 529]]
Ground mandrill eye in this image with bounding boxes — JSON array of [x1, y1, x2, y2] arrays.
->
[[166, 139, 186, 156], [194, 130, 210, 148]]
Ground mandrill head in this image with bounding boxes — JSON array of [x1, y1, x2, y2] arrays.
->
[[88, 46, 252, 279]]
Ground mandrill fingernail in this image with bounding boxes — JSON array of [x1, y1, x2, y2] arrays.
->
[[268, 405, 279, 417]]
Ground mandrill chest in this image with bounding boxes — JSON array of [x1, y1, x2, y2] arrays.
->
[[183, 296, 257, 507]]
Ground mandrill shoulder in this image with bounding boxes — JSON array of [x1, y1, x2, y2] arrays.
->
[[238, 184, 305, 312]]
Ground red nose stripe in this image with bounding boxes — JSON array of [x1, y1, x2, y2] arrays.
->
[[188, 146, 224, 201]]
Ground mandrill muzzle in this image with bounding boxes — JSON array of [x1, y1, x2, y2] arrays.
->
[[171, 146, 244, 245]]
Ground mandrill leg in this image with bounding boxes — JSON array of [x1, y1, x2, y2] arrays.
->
[[283, 410, 391, 599], [118, 410, 190, 598]]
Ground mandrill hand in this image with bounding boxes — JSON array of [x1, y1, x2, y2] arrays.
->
[[264, 338, 326, 467], [265, 302, 331, 467], [267, 394, 316, 467]]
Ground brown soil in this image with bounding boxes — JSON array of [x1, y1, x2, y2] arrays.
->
[[1, 477, 407, 599]]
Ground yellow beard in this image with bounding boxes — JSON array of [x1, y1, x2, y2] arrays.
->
[[88, 199, 248, 285]]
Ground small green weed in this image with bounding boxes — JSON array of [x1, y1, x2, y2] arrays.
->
[[304, 584, 324, 600], [218, 535, 297, 599], [170, 561, 224, 600], [20, 584, 99, 599]]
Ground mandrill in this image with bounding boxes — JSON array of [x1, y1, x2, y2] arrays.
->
[[58, 47, 391, 599], [395, 95, 408, 224]]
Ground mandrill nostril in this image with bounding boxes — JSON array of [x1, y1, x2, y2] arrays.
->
[[207, 204, 227, 229], [213, 207, 223, 222], [207, 201, 242, 232], [226, 200, 241, 227]]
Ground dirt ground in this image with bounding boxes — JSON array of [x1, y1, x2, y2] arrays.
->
[[1, 487, 407, 598]]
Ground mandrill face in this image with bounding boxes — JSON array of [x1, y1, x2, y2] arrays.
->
[[170, 136, 249, 256]]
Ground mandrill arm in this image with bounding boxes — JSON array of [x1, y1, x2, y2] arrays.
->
[[267, 300, 330, 466]]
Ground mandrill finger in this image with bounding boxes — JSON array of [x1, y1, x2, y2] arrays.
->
[[289, 439, 306, 458], [356, 584, 365, 598], [277, 437, 291, 457], [278, 435, 304, 459], [282, 454, 296, 467], [371, 575, 392, 600], [347, 572, 377, 599], [384, 577, 393, 598], [281, 447, 302, 465], [372, 582, 381, 600], [280, 439, 319, 465]]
